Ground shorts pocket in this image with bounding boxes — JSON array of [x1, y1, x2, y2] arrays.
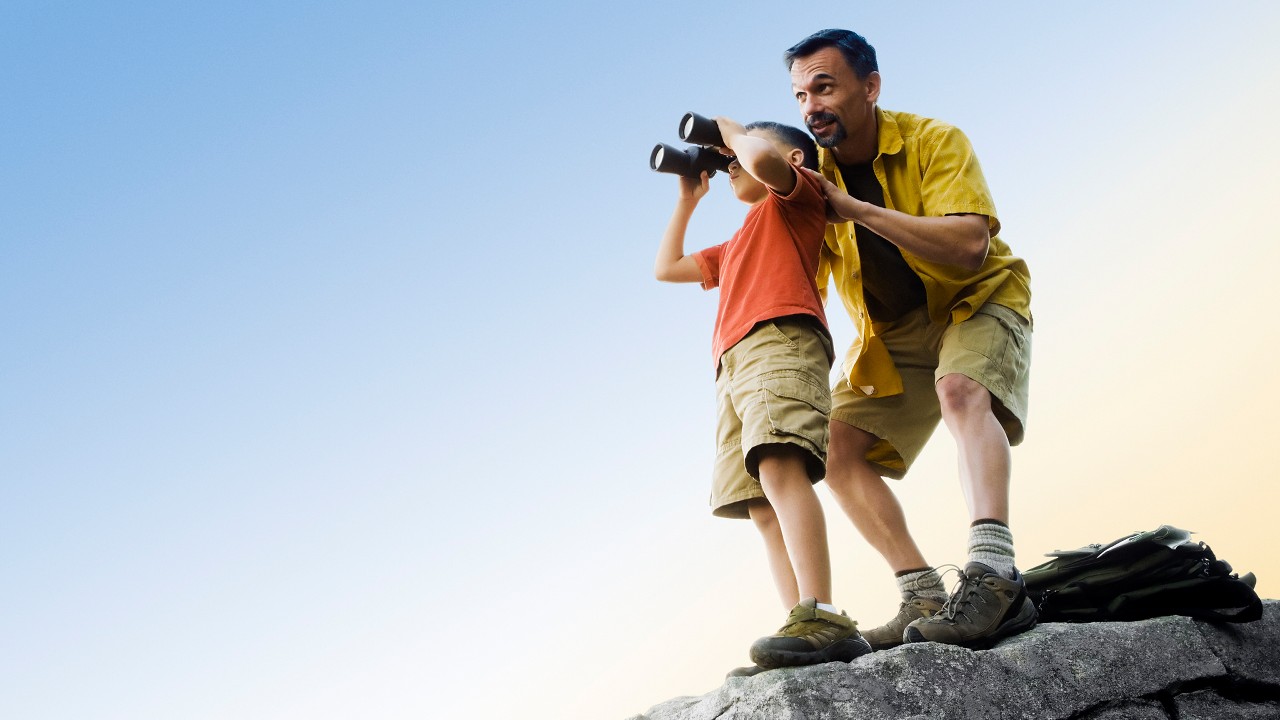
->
[[760, 372, 832, 447], [763, 321, 800, 350]]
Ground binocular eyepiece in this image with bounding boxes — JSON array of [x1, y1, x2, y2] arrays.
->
[[649, 112, 733, 178]]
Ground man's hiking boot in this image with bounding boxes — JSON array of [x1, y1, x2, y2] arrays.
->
[[902, 562, 1037, 648], [749, 597, 873, 669], [861, 595, 945, 650], [724, 664, 769, 679]]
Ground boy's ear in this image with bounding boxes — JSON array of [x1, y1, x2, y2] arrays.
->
[[786, 147, 805, 167]]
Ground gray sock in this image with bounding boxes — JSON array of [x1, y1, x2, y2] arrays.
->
[[969, 520, 1016, 578], [896, 567, 948, 604]]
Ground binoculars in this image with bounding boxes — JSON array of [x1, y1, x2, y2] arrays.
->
[[649, 112, 733, 178]]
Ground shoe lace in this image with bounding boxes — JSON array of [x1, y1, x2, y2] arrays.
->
[[936, 565, 986, 621]]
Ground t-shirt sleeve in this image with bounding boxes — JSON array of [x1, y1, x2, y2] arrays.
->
[[773, 165, 825, 212], [920, 125, 1001, 236], [693, 243, 723, 291], [773, 165, 829, 238]]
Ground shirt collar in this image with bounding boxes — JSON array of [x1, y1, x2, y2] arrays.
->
[[876, 106, 904, 157], [818, 106, 903, 175]]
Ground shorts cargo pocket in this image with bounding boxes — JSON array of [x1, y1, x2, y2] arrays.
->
[[952, 306, 1029, 397], [760, 373, 832, 449]]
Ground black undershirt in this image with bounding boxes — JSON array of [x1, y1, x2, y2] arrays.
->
[[837, 161, 926, 322]]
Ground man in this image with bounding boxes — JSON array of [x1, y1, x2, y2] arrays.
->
[[783, 28, 1035, 648]]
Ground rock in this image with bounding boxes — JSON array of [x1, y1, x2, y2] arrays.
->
[[628, 601, 1280, 720]]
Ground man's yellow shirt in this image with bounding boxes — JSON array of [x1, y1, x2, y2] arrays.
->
[[818, 107, 1032, 397]]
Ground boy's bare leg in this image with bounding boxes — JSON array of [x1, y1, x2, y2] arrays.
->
[[824, 419, 928, 572], [747, 499, 800, 609], [936, 373, 1010, 523], [755, 445, 831, 604], [747, 443, 871, 670]]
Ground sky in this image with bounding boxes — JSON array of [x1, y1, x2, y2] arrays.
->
[[3, 2, 1279, 719]]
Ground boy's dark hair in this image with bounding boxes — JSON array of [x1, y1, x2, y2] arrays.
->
[[783, 28, 878, 79], [745, 121, 819, 171]]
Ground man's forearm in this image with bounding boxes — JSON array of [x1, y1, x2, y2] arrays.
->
[[835, 196, 989, 270]]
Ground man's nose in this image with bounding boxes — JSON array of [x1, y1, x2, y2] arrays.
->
[[800, 95, 822, 118]]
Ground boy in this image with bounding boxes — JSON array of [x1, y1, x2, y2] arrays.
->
[[654, 116, 872, 673]]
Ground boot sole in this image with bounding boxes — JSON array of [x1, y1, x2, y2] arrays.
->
[[865, 635, 903, 651], [750, 636, 873, 669], [725, 664, 770, 679]]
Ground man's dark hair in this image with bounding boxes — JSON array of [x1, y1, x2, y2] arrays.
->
[[745, 121, 819, 171], [783, 28, 878, 79]]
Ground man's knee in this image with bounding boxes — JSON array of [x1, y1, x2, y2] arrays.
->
[[830, 418, 876, 457], [826, 420, 880, 487], [936, 373, 993, 418]]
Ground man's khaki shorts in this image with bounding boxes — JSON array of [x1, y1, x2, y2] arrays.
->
[[711, 316, 834, 519], [832, 303, 1032, 479]]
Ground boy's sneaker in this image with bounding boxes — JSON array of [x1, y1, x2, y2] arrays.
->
[[749, 597, 873, 669], [724, 664, 769, 679], [861, 595, 945, 650], [902, 562, 1037, 648]]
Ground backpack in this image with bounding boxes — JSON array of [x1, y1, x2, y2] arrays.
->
[[1022, 524, 1263, 623]]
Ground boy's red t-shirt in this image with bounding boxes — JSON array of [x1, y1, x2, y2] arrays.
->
[[694, 167, 832, 369]]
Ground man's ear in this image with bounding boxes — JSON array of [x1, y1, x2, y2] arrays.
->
[[865, 70, 882, 104]]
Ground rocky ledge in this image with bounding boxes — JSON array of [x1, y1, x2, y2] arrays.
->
[[629, 601, 1280, 720]]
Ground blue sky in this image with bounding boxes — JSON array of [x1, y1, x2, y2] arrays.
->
[[4, 2, 1280, 718]]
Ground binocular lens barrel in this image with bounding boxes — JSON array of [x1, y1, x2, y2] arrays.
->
[[649, 144, 669, 172], [678, 112, 725, 147], [650, 143, 732, 178], [681, 115, 698, 140]]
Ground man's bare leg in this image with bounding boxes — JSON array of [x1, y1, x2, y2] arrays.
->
[[936, 373, 1010, 523], [898, 372, 1034, 648], [824, 419, 928, 572], [823, 419, 946, 648]]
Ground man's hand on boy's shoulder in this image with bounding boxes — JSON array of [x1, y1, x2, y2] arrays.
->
[[802, 168, 853, 224], [802, 168, 836, 195]]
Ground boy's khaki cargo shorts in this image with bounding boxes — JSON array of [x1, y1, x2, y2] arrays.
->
[[711, 316, 834, 519]]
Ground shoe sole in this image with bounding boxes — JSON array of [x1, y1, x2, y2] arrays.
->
[[750, 636, 873, 670], [725, 665, 770, 679], [865, 636, 902, 652], [903, 597, 1038, 649]]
